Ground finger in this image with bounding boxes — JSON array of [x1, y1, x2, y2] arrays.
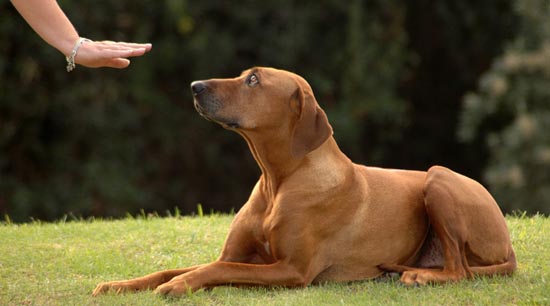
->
[[106, 58, 131, 69], [95, 48, 148, 59], [123, 47, 149, 57], [125, 43, 152, 52], [96, 41, 152, 52], [105, 47, 149, 57]]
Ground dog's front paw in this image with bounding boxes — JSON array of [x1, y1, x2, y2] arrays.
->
[[92, 280, 149, 296], [92, 281, 125, 296], [154, 281, 190, 296], [154, 274, 202, 296]]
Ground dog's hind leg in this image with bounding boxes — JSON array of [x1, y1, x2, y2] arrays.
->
[[384, 166, 515, 286]]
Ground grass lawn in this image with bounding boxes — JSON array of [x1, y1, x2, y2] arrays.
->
[[0, 214, 548, 305]]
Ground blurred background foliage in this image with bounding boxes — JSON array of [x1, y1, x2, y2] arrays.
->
[[459, 0, 550, 214], [0, 0, 547, 222]]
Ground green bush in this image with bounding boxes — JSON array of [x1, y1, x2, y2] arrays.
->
[[459, 0, 550, 214]]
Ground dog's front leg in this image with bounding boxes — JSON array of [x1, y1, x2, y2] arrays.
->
[[154, 260, 308, 296], [92, 265, 204, 296]]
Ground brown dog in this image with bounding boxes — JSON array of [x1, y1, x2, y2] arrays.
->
[[93, 67, 516, 296]]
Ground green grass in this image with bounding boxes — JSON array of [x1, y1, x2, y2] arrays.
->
[[1, 214, 548, 306]]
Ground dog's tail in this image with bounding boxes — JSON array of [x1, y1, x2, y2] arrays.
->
[[378, 248, 517, 277], [469, 249, 517, 277]]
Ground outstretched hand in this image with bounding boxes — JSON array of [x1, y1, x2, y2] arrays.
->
[[75, 40, 152, 69]]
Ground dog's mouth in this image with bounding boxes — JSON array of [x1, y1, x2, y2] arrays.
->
[[194, 98, 240, 129], [193, 99, 212, 121], [224, 122, 240, 129]]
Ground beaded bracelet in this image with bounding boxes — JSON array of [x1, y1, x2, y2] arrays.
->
[[66, 37, 91, 72]]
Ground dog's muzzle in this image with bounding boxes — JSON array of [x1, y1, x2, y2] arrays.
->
[[190, 81, 239, 129], [191, 81, 217, 121]]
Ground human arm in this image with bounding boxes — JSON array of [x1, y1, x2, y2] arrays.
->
[[10, 0, 152, 69]]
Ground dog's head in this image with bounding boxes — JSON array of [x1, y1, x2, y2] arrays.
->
[[191, 67, 332, 158]]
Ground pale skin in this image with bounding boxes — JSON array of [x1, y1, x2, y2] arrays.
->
[[10, 0, 152, 69]]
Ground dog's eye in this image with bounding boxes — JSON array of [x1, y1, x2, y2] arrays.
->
[[247, 73, 259, 86]]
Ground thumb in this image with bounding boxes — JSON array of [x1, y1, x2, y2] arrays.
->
[[107, 58, 131, 69]]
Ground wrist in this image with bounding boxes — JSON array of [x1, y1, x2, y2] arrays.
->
[[57, 35, 81, 57], [65, 37, 91, 72]]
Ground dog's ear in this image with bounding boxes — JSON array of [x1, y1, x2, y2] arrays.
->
[[291, 87, 333, 158]]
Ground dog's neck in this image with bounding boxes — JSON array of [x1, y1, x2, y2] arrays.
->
[[238, 132, 349, 200], [237, 131, 293, 198]]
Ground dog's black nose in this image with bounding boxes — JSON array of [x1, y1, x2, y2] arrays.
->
[[191, 81, 207, 96]]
